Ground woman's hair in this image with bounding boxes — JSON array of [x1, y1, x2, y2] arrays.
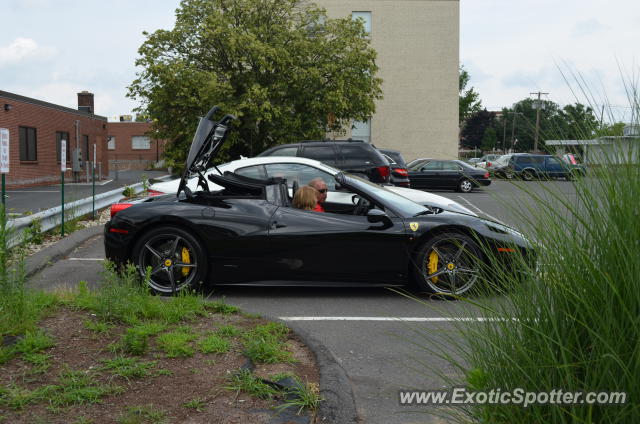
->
[[292, 186, 318, 211]]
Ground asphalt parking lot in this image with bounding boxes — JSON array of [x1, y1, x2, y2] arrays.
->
[[28, 179, 579, 424]]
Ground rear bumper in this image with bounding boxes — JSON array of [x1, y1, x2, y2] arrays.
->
[[103, 222, 133, 265]]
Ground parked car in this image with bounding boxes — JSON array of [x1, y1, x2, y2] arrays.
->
[[491, 153, 580, 181], [105, 106, 530, 296], [406, 158, 431, 169], [475, 154, 502, 169], [561, 153, 587, 176], [147, 156, 476, 216], [408, 159, 491, 193], [487, 154, 515, 179], [258, 139, 391, 184], [379, 149, 410, 187]]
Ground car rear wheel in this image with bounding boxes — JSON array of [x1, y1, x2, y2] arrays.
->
[[132, 226, 207, 295], [458, 179, 473, 193], [413, 232, 483, 296]]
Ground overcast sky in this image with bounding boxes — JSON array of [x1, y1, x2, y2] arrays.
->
[[1, 0, 638, 122]]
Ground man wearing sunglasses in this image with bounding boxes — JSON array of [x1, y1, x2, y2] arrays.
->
[[308, 178, 328, 213]]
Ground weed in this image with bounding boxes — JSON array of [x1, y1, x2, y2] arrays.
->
[[101, 357, 157, 380], [122, 185, 136, 198], [121, 328, 149, 356], [217, 324, 241, 338], [14, 330, 55, 354], [51, 368, 123, 407], [276, 380, 322, 415], [154, 369, 173, 376], [24, 218, 44, 245], [118, 405, 167, 424], [226, 369, 278, 400], [156, 330, 197, 358], [0, 383, 55, 409], [197, 334, 231, 354], [243, 323, 293, 364], [83, 320, 113, 333], [22, 352, 52, 374], [206, 299, 239, 315], [73, 417, 93, 424], [270, 372, 295, 382], [183, 397, 206, 412]]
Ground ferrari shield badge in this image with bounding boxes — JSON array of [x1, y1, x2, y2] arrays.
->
[[409, 222, 420, 232]]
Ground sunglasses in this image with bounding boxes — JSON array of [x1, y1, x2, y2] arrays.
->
[[318, 189, 328, 193]]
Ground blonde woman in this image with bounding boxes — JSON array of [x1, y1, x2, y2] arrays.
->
[[293, 186, 319, 211]]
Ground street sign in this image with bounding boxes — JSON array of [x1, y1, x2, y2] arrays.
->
[[61, 140, 67, 171], [0, 128, 9, 173]]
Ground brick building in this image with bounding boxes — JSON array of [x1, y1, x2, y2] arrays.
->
[[107, 120, 166, 171], [0, 90, 109, 188]]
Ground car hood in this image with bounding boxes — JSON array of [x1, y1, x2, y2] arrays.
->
[[177, 106, 235, 197], [385, 186, 477, 216]]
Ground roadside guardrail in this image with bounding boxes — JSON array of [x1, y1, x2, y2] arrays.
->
[[7, 182, 145, 248]]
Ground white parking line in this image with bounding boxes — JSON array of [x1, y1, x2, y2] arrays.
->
[[279, 316, 497, 322], [456, 196, 506, 224], [67, 258, 104, 261]]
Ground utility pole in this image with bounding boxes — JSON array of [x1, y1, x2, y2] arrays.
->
[[531, 91, 549, 153], [511, 112, 518, 153]]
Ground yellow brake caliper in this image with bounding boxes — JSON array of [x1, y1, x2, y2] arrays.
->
[[427, 250, 439, 283], [181, 247, 191, 276]]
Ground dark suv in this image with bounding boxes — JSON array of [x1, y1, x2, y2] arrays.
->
[[258, 140, 391, 183], [493, 153, 577, 180]]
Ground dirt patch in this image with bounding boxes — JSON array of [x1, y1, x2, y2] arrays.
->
[[0, 308, 319, 423]]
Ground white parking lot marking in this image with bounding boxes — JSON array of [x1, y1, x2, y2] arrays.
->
[[279, 317, 492, 322], [456, 196, 506, 224], [67, 258, 104, 261]]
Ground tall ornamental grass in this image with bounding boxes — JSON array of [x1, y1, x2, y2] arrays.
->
[[434, 76, 640, 423]]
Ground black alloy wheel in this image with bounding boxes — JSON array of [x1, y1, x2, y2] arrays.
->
[[132, 226, 207, 294], [414, 232, 483, 296]]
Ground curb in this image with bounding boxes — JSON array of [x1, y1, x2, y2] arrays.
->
[[23, 225, 103, 279], [281, 320, 360, 424]]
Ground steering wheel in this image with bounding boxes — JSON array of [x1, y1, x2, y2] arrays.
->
[[353, 196, 370, 215]]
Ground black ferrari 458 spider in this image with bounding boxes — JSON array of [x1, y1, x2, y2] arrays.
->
[[105, 106, 531, 296]]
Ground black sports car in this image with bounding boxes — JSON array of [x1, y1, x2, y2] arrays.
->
[[104, 107, 530, 296]]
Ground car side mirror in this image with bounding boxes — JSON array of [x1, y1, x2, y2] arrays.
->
[[366, 209, 389, 223]]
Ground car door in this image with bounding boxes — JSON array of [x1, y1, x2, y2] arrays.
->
[[266, 206, 408, 284], [544, 156, 566, 178], [440, 161, 463, 189], [409, 160, 442, 188]]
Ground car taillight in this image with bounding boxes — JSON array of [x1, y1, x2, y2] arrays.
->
[[394, 168, 409, 177], [377, 166, 391, 180], [110, 203, 133, 218], [484, 172, 490, 178], [147, 189, 164, 196], [487, 161, 492, 167]]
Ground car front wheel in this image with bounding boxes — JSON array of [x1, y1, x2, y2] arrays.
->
[[457, 179, 474, 193], [521, 170, 536, 181], [132, 226, 207, 295], [413, 232, 483, 296]]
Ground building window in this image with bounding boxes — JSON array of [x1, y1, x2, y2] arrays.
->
[[352, 11, 372, 35], [132, 136, 151, 150], [352, 119, 371, 143], [19, 126, 37, 161], [56, 131, 70, 162], [107, 136, 116, 150], [82, 135, 90, 161]]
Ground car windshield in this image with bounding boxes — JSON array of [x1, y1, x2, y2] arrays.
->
[[496, 155, 512, 165], [344, 174, 428, 217]]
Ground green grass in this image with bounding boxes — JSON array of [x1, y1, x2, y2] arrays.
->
[[183, 397, 206, 412], [117, 405, 167, 424], [226, 369, 279, 400], [50, 368, 124, 407], [243, 322, 293, 364], [101, 357, 158, 380], [197, 333, 231, 354], [83, 320, 113, 333], [156, 330, 197, 358], [217, 324, 241, 338], [22, 352, 52, 374], [206, 299, 240, 315], [275, 378, 322, 415]]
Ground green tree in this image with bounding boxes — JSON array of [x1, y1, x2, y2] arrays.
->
[[128, 0, 383, 170], [596, 121, 626, 137], [480, 127, 497, 152], [459, 65, 482, 124], [460, 109, 496, 150]]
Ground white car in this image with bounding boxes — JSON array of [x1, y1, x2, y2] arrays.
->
[[149, 156, 476, 216]]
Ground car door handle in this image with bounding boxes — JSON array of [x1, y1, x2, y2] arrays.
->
[[271, 221, 287, 229]]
